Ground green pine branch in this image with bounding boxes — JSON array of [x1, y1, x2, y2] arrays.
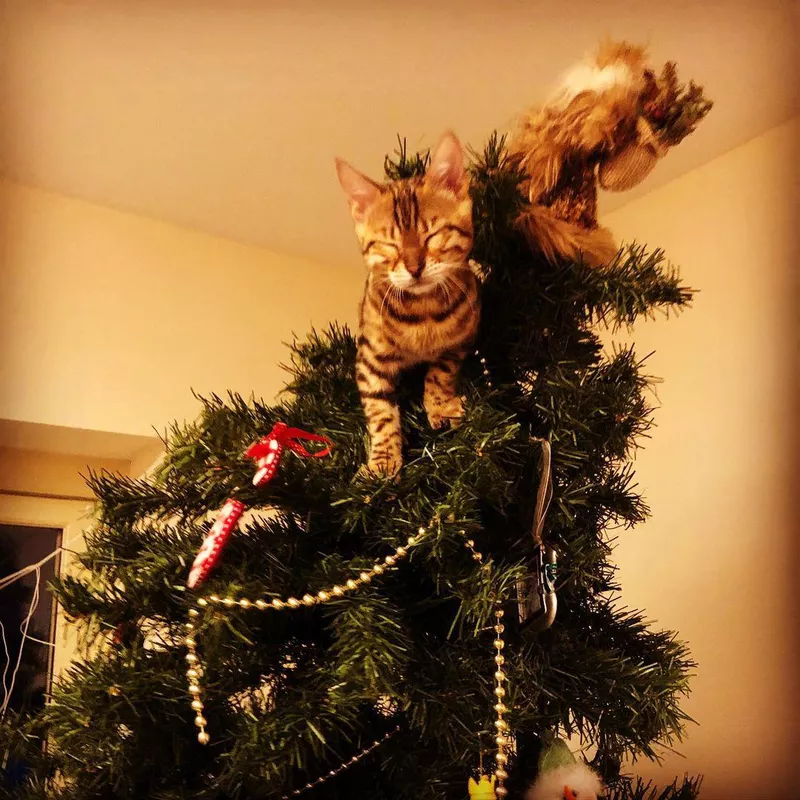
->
[[606, 775, 703, 800]]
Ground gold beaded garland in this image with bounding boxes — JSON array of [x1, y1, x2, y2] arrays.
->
[[279, 726, 399, 799], [474, 348, 494, 389], [492, 608, 510, 794], [184, 524, 430, 744], [459, 531, 511, 799]]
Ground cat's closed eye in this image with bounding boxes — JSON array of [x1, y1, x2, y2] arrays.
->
[[424, 231, 448, 247], [364, 241, 399, 266]]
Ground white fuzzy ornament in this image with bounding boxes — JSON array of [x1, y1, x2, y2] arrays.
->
[[526, 761, 603, 800], [526, 738, 604, 800], [553, 61, 636, 106]]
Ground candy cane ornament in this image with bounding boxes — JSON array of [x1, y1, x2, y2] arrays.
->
[[186, 423, 332, 590], [186, 499, 245, 589]]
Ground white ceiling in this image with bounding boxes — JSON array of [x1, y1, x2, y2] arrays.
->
[[1, 0, 797, 267]]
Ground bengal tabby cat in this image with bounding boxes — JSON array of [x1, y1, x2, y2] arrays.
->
[[336, 132, 479, 476]]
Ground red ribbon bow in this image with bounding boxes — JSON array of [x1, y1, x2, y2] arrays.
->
[[245, 422, 333, 487], [186, 422, 333, 589]]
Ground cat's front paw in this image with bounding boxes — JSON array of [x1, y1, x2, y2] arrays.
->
[[362, 448, 403, 478], [426, 395, 465, 430]]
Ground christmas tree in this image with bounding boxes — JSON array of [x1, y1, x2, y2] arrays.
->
[[1, 43, 710, 800]]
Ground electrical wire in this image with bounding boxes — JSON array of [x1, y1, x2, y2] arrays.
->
[[0, 620, 10, 718], [1, 567, 41, 717], [0, 528, 87, 718], [0, 529, 85, 592]]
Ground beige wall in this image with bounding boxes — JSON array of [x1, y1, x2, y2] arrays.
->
[[0, 446, 127, 500], [605, 117, 799, 798], [0, 180, 364, 437]]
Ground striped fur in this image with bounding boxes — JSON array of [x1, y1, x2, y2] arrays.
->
[[336, 132, 479, 476]]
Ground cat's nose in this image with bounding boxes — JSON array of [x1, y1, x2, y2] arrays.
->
[[407, 257, 425, 279]]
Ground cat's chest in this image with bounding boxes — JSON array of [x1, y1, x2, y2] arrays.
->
[[361, 284, 478, 363], [391, 321, 460, 362]]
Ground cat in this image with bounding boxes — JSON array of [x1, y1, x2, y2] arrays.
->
[[335, 131, 480, 476]]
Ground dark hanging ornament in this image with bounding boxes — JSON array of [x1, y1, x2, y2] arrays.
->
[[516, 544, 557, 632], [517, 438, 557, 631]]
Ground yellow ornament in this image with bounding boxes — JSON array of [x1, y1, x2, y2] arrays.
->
[[468, 774, 496, 799]]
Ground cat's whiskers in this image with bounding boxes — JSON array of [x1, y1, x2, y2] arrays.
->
[[392, 285, 406, 313], [378, 280, 395, 322], [444, 272, 477, 314], [437, 276, 453, 308], [382, 283, 409, 322]]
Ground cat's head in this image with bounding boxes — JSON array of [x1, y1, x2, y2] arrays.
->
[[335, 132, 472, 294]]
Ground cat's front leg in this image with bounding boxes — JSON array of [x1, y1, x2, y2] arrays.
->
[[424, 350, 467, 430], [356, 348, 403, 476]]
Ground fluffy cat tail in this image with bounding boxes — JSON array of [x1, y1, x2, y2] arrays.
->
[[517, 205, 619, 268]]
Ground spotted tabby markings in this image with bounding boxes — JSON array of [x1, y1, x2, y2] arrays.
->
[[336, 131, 480, 476]]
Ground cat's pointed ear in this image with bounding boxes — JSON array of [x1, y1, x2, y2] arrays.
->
[[335, 158, 383, 221], [427, 131, 467, 195]]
